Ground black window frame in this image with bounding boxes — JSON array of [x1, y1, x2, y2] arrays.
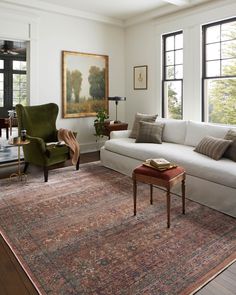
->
[[162, 30, 183, 119], [0, 54, 27, 117], [202, 17, 236, 122]]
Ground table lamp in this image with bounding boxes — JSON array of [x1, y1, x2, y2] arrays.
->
[[108, 96, 126, 123]]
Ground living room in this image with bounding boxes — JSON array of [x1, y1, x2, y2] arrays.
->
[[0, 0, 235, 294]]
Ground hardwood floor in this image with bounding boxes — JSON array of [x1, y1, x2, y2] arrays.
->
[[0, 151, 235, 295]]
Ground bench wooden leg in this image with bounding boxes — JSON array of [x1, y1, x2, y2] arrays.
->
[[150, 184, 153, 205], [167, 188, 171, 228], [133, 179, 137, 216], [182, 179, 185, 215]]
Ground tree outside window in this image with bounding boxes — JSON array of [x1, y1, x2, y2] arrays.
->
[[162, 31, 183, 119], [203, 18, 236, 125]]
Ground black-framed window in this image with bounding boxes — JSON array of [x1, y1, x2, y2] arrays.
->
[[162, 31, 183, 119], [202, 18, 236, 125], [0, 40, 27, 117]]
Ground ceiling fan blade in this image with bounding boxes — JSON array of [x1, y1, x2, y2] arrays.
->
[[9, 50, 19, 55]]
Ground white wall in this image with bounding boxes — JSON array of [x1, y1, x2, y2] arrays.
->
[[1, 0, 236, 152], [125, 0, 236, 126], [0, 6, 125, 152]]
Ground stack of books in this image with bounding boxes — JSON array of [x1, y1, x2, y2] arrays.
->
[[143, 158, 176, 171]]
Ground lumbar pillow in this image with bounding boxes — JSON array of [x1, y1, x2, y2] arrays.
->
[[224, 129, 236, 162], [135, 121, 164, 144], [129, 112, 158, 139], [194, 136, 232, 160]]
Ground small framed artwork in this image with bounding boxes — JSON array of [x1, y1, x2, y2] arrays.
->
[[133, 65, 148, 90]]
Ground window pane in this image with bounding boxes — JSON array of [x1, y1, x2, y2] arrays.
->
[[206, 60, 220, 77], [166, 51, 174, 65], [221, 21, 236, 41], [164, 81, 182, 119], [166, 66, 174, 79], [222, 59, 236, 76], [206, 78, 236, 124], [175, 50, 183, 64], [175, 34, 183, 49], [206, 43, 220, 60], [0, 60, 3, 69], [13, 60, 27, 71], [206, 25, 220, 43], [12, 74, 27, 106], [221, 40, 236, 59], [166, 36, 174, 51], [175, 65, 183, 79], [0, 73, 3, 107]]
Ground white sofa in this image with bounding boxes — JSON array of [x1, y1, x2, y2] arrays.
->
[[100, 119, 236, 217]]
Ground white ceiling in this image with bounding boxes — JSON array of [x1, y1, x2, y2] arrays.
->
[[1, 0, 214, 26], [38, 0, 167, 20]]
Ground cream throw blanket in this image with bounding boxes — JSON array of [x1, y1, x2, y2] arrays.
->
[[58, 128, 80, 165]]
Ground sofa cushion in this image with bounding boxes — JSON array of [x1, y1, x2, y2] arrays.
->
[[129, 113, 158, 139], [104, 138, 236, 189], [156, 118, 187, 144], [224, 129, 236, 162], [135, 121, 164, 144], [184, 121, 231, 147], [194, 136, 232, 160]]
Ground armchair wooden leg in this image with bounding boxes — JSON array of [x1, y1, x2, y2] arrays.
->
[[23, 162, 29, 173], [44, 167, 48, 182], [76, 156, 80, 171]]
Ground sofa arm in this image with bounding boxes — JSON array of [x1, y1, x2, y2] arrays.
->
[[110, 130, 131, 139]]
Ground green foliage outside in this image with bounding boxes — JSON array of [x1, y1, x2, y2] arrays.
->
[[208, 25, 236, 125], [208, 78, 236, 125], [167, 83, 182, 119], [13, 74, 27, 106]]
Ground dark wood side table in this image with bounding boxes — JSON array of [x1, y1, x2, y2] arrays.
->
[[103, 122, 128, 139], [0, 117, 18, 139]]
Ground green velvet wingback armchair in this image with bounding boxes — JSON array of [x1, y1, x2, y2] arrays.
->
[[15, 103, 80, 182]]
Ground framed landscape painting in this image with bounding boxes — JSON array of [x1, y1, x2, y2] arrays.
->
[[62, 51, 109, 118]]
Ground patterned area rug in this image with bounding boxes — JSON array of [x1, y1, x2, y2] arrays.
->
[[0, 162, 235, 295]]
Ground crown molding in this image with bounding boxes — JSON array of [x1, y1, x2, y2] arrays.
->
[[1, 0, 124, 27], [124, 0, 228, 27], [125, 4, 181, 27], [163, 0, 189, 6]]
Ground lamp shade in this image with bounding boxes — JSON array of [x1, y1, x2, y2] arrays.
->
[[108, 96, 126, 101]]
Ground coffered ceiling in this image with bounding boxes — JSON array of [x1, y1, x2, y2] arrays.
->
[[0, 0, 219, 26]]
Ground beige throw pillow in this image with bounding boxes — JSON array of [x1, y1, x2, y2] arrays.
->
[[194, 136, 232, 160], [129, 113, 158, 139], [224, 129, 236, 162], [135, 121, 164, 144]]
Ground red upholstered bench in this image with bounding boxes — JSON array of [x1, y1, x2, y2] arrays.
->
[[132, 165, 186, 228]]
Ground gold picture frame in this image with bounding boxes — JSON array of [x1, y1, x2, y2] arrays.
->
[[62, 51, 109, 118], [133, 65, 148, 90]]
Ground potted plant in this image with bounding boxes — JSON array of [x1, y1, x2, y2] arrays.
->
[[93, 110, 109, 140]]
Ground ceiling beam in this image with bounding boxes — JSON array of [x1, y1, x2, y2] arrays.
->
[[163, 0, 190, 6]]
